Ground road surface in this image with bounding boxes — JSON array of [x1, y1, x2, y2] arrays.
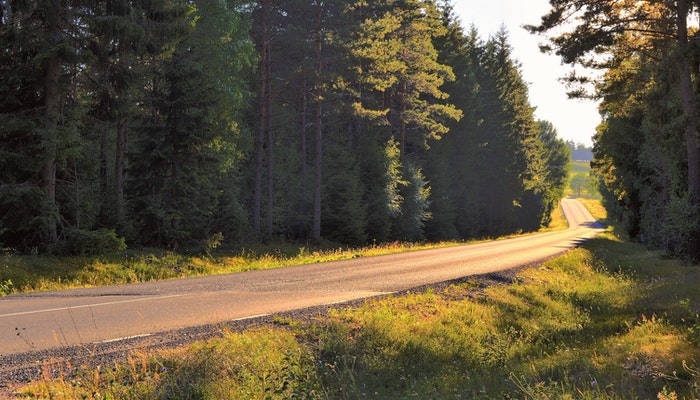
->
[[0, 198, 603, 356]]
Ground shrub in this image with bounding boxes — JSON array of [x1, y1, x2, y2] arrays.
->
[[53, 228, 127, 255]]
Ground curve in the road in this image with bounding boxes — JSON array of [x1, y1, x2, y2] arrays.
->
[[0, 198, 603, 356]]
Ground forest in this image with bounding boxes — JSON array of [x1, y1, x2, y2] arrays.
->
[[1, 0, 580, 255], [3, 0, 699, 261], [528, 0, 700, 261]]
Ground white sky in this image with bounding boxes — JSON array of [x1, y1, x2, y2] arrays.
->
[[452, 1, 600, 147]]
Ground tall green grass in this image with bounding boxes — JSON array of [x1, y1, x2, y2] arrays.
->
[[17, 230, 700, 399]]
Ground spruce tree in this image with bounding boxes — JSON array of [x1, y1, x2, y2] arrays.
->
[[537, 120, 571, 228], [0, 0, 85, 249], [128, 0, 253, 248]]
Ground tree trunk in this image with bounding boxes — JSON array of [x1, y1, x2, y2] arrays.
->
[[399, 80, 407, 160], [300, 78, 308, 215], [313, 100, 322, 242], [312, 4, 323, 242], [265, 41, 274, 237], [676, 0, 700, 260], [115, 117, 127, 224], [253, 0, 270, 235], [100, 125, 109, 200], [253, 86, 264, 234], [42, 0, 62, 244]]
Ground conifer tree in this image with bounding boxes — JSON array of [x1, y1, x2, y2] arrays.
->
[[85, 0, 171, 228], [537, 120, 571, 227], [593, 36, 693, 254], [425, 6, 479, 240], [0, 0, 85, 249], [474, 30, 535, 234], [344, 0, 461, 241], [128, 0, 253, 248]]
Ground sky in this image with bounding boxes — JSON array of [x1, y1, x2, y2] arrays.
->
[[452, 1, 600, 147]]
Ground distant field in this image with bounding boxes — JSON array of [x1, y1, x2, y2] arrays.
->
[[567, 160, 601, 199], [571, 160, 592, 173]]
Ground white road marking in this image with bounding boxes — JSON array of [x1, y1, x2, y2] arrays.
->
[[99, 333, 153, 344], [231, 313, 270, 321], [0, 294, 186, 318]]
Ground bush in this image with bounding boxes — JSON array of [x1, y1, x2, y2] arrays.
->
[[53, 228, 127, 255], [665, 194, 700, 258]]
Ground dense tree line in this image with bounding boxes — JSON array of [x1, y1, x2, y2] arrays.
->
[[0, 0, 569, 253], [529, 0, 700, 261]]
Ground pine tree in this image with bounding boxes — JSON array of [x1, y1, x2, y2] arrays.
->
[[355, 136, 398, 243], [85, 0, 173, 228], [593, 34, 694, 255], [322, 133, 368, 245], [343, 0, 461, 241]]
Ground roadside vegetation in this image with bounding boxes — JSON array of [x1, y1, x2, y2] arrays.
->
[[0, 241, 458, 296], [14, 201, 700, 399], [0, 202, 569, 297], [0, 163, 577, 297]]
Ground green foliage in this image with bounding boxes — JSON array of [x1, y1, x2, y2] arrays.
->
[[0, 279, 13, 296], [536, 120, 571, 227], [202, 232, 224, 258], [591, 43, 698, 257], [321, 137, 368, 246], [665, 194, 700, 257], [393, 163, 431, 242], [347, 0, 462, 146], [52, 228, 127, 256], [360, 137, 404, 243], [681, 299, 700, 346], [152, 329, 322, 399], [571, 161, 592, 174], [0, 0, 86, 249], [20, 328, 324, 399], [426, 19, 559, 239], [570, 174, 588, 197], [0, 183, 45, 250], [128, 0, 252, 249]]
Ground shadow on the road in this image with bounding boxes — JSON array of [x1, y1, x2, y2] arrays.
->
[[580, 221, 606, 229]]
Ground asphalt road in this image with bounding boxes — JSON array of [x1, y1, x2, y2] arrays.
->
[[0, 198, 603, 356]]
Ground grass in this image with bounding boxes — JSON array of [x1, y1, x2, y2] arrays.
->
[[15, 223, 700, 399], [0, 241, 461, 296]]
